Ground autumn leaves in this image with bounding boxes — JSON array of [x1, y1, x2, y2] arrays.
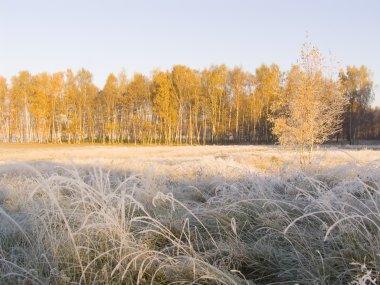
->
[[0, 44, 373, 147]]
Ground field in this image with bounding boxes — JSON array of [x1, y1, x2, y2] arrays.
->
[[1, 144, 380, 284]]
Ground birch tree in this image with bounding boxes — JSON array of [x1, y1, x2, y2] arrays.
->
[[172, 65, 199, 144], [10, 71, 33, 142], [0, 77, 9, 141], [254, 64, 282, 143], [339, 66, 373, 144], [153, 71, 177, 144], [127, 73, 152, 144], [102, 73, 119, 143], [227, 67, 247, 142], [270, 43, 347, 164]]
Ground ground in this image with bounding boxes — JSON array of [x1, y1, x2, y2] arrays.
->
[[0, 145, 380, 284]]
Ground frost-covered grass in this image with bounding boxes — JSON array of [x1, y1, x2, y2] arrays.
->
[[1, 145, 380, 284]]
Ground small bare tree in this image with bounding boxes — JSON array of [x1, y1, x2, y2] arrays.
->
[[270, 43, 348, 164]]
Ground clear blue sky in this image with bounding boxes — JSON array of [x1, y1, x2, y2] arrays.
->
[[1, 0, 379, 106]]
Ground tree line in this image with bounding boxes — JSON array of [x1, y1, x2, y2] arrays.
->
[[0, 59, 375, 145]]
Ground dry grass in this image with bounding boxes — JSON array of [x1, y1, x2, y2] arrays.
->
[[1, 145, 380, 284]]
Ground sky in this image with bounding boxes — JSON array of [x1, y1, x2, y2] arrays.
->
[[1, 0, 379, 106]]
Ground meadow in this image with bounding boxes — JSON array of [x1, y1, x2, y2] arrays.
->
[[1, 144, 380, 284]]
